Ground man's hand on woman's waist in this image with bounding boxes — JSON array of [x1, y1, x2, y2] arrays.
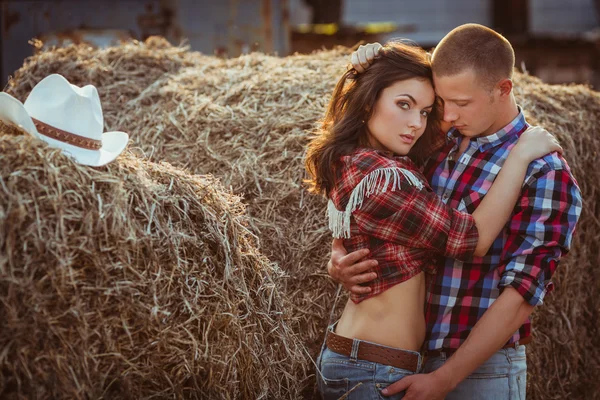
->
[[328, 238, 378, 295]]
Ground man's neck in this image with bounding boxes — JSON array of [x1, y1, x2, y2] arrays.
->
[[479, 99, 520, 138], [457, 137, 470, 156], [456, 100, 519, 158]]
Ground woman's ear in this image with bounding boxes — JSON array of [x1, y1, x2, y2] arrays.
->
[[362, 105, 371, 122]]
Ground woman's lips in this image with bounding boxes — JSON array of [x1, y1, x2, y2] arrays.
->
[[399, 134, 415, 144]]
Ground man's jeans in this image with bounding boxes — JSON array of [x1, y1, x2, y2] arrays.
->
[[424, 345, 527, 400]]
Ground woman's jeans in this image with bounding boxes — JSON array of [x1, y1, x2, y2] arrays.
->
[[315, 327, 527, 400], [424, 345, 527, 400], [315, 327, 422, 400]]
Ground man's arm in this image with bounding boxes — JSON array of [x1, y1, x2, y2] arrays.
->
[[435, 287, 534, 387], [382, 287, 532, 399], [382, 163, 582, 399]]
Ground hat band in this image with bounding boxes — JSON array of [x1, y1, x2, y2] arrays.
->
[[32, 118, 102, 150]]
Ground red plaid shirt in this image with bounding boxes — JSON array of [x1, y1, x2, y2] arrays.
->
[[328, 148, 479, 303]]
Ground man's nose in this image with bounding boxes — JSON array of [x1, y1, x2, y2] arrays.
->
[[443, 105, 457, 122]]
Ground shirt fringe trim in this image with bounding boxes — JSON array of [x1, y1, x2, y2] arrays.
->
[[328, 167, 424, 239]]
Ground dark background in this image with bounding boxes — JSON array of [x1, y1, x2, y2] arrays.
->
[[1, 0, 599, 88]]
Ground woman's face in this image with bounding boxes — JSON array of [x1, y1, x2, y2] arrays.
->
[[366, 78, 435, 156]]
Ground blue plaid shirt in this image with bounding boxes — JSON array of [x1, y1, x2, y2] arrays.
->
[[423, 109, 582, 351]]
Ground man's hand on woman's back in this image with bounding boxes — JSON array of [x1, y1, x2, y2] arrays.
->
[[328, 239, 378, 295], [351, 43, 383, 73]]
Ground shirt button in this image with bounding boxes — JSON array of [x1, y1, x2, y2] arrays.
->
[[442, 194, 449, 200]]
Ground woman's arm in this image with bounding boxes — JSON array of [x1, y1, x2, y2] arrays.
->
[[470, 126, 562, 256]]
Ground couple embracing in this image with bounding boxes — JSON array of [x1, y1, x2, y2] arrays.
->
[[305, 24, 582, 399]]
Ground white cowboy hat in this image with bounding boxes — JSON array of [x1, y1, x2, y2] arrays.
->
[[0, 74, 128, 166]]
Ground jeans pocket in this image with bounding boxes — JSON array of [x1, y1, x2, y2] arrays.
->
[[465, 354, 509, 380], [374, 366, 412, 400], [317, 354, 353, 400], [317, 374, 349, 400], [374, 382, 405, 400]]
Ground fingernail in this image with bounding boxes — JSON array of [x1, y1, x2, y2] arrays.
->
[[381, 388, 389, 395]]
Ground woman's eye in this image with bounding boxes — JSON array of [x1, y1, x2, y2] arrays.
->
[[397, 102, 410, 110], [420, 110, 430, 117]]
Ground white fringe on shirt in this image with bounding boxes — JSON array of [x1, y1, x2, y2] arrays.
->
[[328, 167, 424, 239]]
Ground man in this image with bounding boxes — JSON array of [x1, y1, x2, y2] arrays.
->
[[327, 24, 582, 399]]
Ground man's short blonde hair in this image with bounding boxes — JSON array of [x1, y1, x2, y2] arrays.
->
[[432, 24, 515, 90]]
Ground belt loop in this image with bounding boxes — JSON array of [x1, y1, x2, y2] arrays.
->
[[350, 339, 360, 362]]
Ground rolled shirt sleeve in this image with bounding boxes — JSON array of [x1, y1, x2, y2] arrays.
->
[[498, 164, 582, 306], [352, 176, 480, 261]]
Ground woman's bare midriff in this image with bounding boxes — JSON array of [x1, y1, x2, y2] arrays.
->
[[334, 271, 427, 352]]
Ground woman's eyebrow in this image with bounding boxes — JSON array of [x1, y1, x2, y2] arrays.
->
[[396, 94, 434, 109], [395, 94, 416, 103]]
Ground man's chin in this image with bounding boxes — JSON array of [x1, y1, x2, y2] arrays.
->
[[456, 127, 479, 137]]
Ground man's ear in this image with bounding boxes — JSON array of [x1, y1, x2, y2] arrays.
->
[[497, 78, 513, 97]]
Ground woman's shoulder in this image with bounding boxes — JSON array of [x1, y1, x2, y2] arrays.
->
[[333, 148, 430, 198], [341, 148, 420, 175], [329, 148, 430, 238]]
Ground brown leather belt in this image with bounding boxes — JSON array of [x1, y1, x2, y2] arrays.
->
[[425, 336, 532, 358], [325, 330, 420, 373]]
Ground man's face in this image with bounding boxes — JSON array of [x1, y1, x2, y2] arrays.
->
[[433, 69, 500, 138]]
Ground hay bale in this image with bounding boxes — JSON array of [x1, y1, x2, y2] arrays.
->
[[0, 123, 306, 399], [6, 39, 600, 399], [7, 39, 352, 398], [514, 75, 600, 400]]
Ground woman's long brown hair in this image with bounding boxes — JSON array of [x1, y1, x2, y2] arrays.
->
[[305, 41, 442, 197]]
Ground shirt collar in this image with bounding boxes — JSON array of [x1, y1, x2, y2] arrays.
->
[[446, 106, 528, 152]]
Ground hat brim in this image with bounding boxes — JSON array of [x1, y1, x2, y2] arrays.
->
[[0, 92, 40, 137], [41, 131, 129, 167]]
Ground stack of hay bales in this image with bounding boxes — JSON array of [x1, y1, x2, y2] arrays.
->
[[513, 76, 600, 399], [0, 123, 306, 399], [4, 38, 600, 399], [7, 39, 350, 398]]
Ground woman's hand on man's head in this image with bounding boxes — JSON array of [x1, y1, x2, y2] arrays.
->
[[328, 239, 378, 295], [351, 43, 383, 73]]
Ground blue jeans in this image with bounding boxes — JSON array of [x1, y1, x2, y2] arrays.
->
[[315, 331, 423, 400], [424, 345, 527, 400]]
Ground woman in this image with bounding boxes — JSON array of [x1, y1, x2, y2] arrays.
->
[[304, 41, 561, 399]]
